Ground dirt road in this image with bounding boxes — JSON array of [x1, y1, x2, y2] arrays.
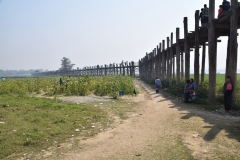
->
[[47, 79, 240, 160]]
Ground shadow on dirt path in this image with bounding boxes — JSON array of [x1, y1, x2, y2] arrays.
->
[[42, 79, 240, 160]]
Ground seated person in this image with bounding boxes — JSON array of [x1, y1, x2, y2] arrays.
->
[[188, 79, 195, 92], [184, 79, 195, 102], [185, 79, 190, 90]]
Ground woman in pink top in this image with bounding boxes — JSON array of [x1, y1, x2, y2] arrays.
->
[[223, 76, 234, 112]]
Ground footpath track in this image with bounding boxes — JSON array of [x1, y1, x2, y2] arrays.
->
[[46, 79, 240, 160]]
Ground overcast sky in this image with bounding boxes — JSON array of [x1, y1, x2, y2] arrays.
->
[[0, 0, 239, 71]]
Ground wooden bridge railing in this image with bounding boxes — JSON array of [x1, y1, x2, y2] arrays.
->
[[33, 61, 139, 77]]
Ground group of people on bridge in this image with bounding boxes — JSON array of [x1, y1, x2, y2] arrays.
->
[[199, 0, 231, 25]]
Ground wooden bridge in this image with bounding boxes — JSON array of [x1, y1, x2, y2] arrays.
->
[[139, 0, 239, 104], [33, 61, 139, 77], [35, 0, 239, 104]]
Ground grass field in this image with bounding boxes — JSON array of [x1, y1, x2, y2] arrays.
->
[[0, 75, 135, 98], [0, 76, 137, 159]]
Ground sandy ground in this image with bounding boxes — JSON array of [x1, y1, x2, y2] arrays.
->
[[43, 79, 240, 160], [60, 96, 111, 104]]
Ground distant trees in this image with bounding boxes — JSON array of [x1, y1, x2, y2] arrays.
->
[[59, 57, 75, 71], [0, 69, 41, 77]]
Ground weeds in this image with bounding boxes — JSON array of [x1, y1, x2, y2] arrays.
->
[[0, 75, 135, 98]]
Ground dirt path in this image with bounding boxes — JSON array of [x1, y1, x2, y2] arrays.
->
[[46, 79, 240, 160]]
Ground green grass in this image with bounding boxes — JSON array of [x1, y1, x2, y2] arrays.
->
[[0, 94, 109, 159], [0, 93, 138, 159], [0, 76, 138, 159]]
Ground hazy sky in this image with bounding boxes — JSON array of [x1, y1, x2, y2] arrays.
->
[[0, 0, 239, 71]]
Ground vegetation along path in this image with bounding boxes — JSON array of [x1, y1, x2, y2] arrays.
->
[[44, 79, 240, 160]]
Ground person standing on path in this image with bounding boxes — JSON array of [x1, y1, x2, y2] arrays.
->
[[155, 77, 161, 93], [223, 76, 234, 113]]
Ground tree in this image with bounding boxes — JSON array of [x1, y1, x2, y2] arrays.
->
[[59, 57, 75, 71]]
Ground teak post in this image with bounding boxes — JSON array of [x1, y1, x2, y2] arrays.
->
[[167, 37, 170, 82], [158, 43, 162, 79], [181, 51, 184, 79], [184, 17, 190, 80], [208, 0, 216, 102], [169, 33, 174, 85], [176, 28, 181, 84], [201, 43, 206, 83], [162, 40, 166, 79], [229, 0, 238, 105], [194, 10, 200, 91]]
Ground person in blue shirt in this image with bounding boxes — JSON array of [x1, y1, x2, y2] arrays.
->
[[60, 78, 63, 85], [184, 79, 195, 102], [155, 77, 161, 93], [189, 79, 195, 91], [185, 79, 190, 90], [222, 0, 230, 11]]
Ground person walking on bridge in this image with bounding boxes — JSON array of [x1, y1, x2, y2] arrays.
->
[[222, 0, 230, 11], [203, 4, 209, 23], [199, 8, 204, 25], [218, 5, 223, 18]]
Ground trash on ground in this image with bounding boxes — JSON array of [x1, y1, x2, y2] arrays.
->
[[192, 133, 199, 138], [75, 129, 80, 132]]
